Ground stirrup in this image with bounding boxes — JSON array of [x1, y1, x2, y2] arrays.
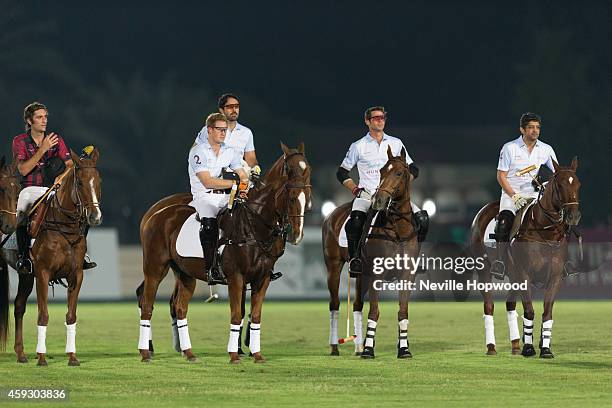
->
[[490, 260, 506, 280], [564, 261, 580, 278], [207, 266, 227, 286], [83, 255, 97, 270], [349, 258, 363, 276], [16, 257, 33, 275]]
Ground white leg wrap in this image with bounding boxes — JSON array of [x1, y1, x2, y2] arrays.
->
[[507, 310, 520, 341], [36, 325, 47, 354], [171, 318, 180, 352], [541, 320, 553, 348], [353, 311, 363, 347], [138, 319, 151, 350], [177, 319, 192, 351], [329, 311, 339, 345], [364, 319, 377, 348], [227, 324, 241, 352], [65, 323, 77, 354], [398, 319, 409, 348], [249, 323, 261, 353], [483, 314, 496, 345], [522, 317, 534, 345]]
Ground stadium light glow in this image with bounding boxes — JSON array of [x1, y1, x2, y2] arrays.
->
[[423, 199, 436, 217], [321, 201, 337, 217]]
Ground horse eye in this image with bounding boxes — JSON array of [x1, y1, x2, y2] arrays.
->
[[395, 171, 402, 176]]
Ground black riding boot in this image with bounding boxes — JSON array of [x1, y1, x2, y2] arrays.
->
[[490, 210, 515, 279], [200, 217, 226, 285], [346, 210, 366, 276], [414, 210, 429, 242], [82, 226, 97, 270], [15, 223, 33, 275]]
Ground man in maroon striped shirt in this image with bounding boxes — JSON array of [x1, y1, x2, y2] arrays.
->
[[11, 102, 96, 274]]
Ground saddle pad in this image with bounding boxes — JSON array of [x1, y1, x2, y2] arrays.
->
[[1, 234, 35, 251], [483, 199, 536, 247], [175, 213, 226, 258], [338, 212, 380, 248]]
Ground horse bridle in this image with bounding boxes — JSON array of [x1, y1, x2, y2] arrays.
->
[[0, 173, 19, 217], [277, 152, 312, 219], [536, 168, 580, 227], [375, 158, 411, 209]]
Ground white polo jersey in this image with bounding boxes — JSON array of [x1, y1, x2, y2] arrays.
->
[[497, 136, 558, 196], [340, 133, 413, 192], [188, 139, 243, 197], [195, 122, 255, 154]]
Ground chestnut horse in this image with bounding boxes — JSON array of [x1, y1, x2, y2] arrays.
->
[[323, 147, 419, 359], [0, 149, 102, 366], [137, 143, 311, 363], [470, 158, 581, 358]]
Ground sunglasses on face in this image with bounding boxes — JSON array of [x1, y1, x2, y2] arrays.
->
[[369, 115, 386, 121], [212, 126, 228, 133], [223, 104, 240, 109]]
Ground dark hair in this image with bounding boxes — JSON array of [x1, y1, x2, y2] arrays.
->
[[364, 106, 386, 120], [520, 112, 542, 129], [23, 101, 48, 131], [218, 93, 239, 109]]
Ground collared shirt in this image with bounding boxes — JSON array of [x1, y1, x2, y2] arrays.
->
[[12, 132, 70, 188], [340, 132, 413, 192], [497, 135, 558, 195], [195, 122, 255, 154], [188, 138, 243, 196]]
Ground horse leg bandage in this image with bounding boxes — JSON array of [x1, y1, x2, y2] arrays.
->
[[541, 320, 554, 348], [329, 311, 339, 344], [171, 318, 180, 352], [507, 310, 520, 341], [177, 319, 192, 351], [364, 319, 377, 348], [227, 324, 241, 353], [398, 319, 409, 348], [138, 320, 151, 350], [522, 317, 534, 345], [36, 325, 47, 354], [65, 323, 77, 354], [249, 323, 261, 353], [353, 311, 363, 346], [483, 314, 496, 345]]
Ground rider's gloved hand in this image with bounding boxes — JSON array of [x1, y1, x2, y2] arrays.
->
[[512, 193, 529, 210], [352, 187, 364, 197], [238, 180, 249, 199], [251, 165, 262, 183]]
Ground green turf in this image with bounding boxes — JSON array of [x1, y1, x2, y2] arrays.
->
[[0, 300, 610, 407]]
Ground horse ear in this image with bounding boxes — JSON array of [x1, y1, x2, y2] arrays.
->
[[571, 156, 578, 171], [280, 141, 290, 157], [552, 158, 560, 173], [91, 147, 100, 163], [298, 142, 305, 154], [387, 145, 393, 160], [400, 147, 406, 161]]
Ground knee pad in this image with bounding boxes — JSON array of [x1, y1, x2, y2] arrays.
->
[[414, 210, 429, 231], [199, 217, 219, 243], [345, 210, 366, 238], [495, 210, 515, 241]]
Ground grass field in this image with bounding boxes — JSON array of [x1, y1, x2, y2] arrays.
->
[[0, 300, 611, 407]]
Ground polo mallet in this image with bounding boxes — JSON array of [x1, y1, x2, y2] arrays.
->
[[205, 284, 219, 303], [338, 271, 356, 344]]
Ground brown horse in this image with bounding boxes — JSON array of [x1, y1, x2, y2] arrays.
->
[[0, 149, 102, 366], [470, 158, 581, 358], [323, 147, 419, 359], [0, 157, 20, 349], [137, 143, 311, 363]]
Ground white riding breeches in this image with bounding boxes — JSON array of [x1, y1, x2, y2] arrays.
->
[[499, 192, 538, 215], [192, 193, 230, 218], [17, 186, 48, 218]]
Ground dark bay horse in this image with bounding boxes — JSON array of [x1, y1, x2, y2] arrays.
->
[[470, 158, 581, 358], [0, 157, 19, 349], [323, 147, 419, 359], [137, 143, 311, 363], [0, 149, 102, 366]]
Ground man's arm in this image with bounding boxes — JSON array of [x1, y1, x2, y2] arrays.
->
[[497, 170, 515, 197], [16, 133, 59, 176], [54, 159, 74, 186], [196, 171, 236, 190], [243, 151, 258, 167]]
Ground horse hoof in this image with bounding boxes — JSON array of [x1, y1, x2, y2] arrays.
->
[[141, 357, 152, 363], [521, 344, 536, 357], [397, 348, 412, 359], [486, 350, 497, 356], [187, 357, 198, 363], [68, 359, 80, 367], [229, 358, 241, 364], [539, 347, 554, 359], [361, 347, 375, 359], [37, 360, 48, 367], [511, 348, 522, 355], [252, 352, 266, 363], [16, 356, 28, 363], [330, 348, 340, 356], [354, 352, 362, 357]]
